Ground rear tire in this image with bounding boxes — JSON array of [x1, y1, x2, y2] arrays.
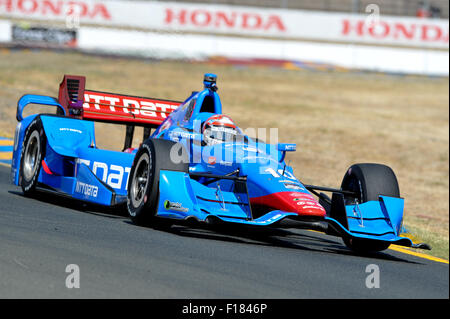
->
[[340, 163, 400, 253], [126, 138, 188, 226], [20, 117, 46, 196]]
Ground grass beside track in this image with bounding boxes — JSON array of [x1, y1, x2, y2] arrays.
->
[[0, 48, 448, 260]]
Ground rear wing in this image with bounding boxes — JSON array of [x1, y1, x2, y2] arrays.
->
[[58, 75, 182, 128]]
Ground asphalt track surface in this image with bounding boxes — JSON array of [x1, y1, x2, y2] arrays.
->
[[0, 165, 448, 299]]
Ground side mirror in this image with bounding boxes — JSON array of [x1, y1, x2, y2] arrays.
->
[[277, 143, 296, 162], [277, 143, 296, 152]]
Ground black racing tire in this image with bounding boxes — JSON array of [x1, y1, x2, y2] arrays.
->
[[20, 116, 46, 196], [342, 237, 391, 253], [340, 163, 400, 253], [341, 163, 400, 204], [126, 138, 189, 226]]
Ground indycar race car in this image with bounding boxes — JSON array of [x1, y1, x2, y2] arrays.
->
[[11, 73, 429, 253]]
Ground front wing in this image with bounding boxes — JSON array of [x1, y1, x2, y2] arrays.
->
[[156, 170, 425, 249]]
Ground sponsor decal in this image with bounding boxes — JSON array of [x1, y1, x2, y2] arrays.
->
[[341, 19, 448, 44], [0, 0, 111, 20], [208, 156, 216, 165], [164, 8, 286, 32], [168, 130, 195, 141], [254, 213, 282, 224], [75, 181, 98, 198], [59, 127, 82, 134], [12, 24, 77, 47], [164, 200, 189, 212], [284, 183, 303, 190], [296, 201, 318, 206], [82, 91, 180, 123], [301, 205, 320, 209], [278, 143, 296, 151], [10, 167, 17, 184], [291, 192, 325, 212], [291, 193, 315, 200], [76, 158, 131, 190], [289, 192, 305, 197]]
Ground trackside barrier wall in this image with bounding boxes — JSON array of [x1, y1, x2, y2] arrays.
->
[[0, 1, 448, 76], [76, 27, 449, 76], [0, 0, 448, 49]]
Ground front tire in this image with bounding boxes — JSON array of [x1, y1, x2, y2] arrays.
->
[[340, 163, 400, 253], [20, 117, 46, 196], [342, 237, 391, 253], [126, 139, 188, 226]]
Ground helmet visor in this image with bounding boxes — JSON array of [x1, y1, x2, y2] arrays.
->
[[205, 126, 238, 143]]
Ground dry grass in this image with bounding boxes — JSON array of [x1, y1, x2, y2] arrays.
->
[[0, 49, 448, 259]]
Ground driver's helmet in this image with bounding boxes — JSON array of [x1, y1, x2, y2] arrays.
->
[[202, 115, 238, 146]]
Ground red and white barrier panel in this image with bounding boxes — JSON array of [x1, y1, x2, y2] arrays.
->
[[0, 0, 448, 49]]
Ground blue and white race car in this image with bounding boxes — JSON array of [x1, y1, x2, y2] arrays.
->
[[11, 73, 429, 253]]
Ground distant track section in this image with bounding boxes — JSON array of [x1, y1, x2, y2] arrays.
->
[[0, 137, 13, 165]]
